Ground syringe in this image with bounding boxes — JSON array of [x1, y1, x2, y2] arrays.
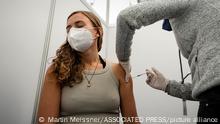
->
[[132, 72, 146, 78]]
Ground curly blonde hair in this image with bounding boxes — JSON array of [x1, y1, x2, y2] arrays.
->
[[52, 11, 103, 87]]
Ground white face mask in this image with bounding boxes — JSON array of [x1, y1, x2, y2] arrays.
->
[[67, 27, 94, 52]]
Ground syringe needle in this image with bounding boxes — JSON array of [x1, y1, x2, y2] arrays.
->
[[132, 72, 146, 78]]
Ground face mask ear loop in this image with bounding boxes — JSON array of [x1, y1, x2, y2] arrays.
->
[[93, 27, 101, 38], [179, 49, 188, 116]]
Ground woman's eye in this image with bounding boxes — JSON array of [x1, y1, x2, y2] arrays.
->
[[75, 21, 85, 28]]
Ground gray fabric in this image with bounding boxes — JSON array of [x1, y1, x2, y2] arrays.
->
[[116, 0, 220, 100], [60, 61, 120, 122], [165, 80, 195, 101]]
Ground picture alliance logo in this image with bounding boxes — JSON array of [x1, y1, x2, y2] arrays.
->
[[195, 117, 218, 123]]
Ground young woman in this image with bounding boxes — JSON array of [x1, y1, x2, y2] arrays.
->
[[37, 11, 139, 124]]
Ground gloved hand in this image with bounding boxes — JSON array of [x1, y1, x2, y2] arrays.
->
[[145, 67, 169, 91], [119, 61, 131, 82]]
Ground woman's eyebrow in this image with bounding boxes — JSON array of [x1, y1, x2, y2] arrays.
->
[[66, 25, 72, 30], [66, 20, 85, 29], [75, 21, 85, 26]]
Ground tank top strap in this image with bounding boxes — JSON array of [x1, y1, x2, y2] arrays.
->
[[105, 60, 119, 87]]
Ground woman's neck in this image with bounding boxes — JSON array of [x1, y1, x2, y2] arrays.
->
[[81, 49, 100, 67]]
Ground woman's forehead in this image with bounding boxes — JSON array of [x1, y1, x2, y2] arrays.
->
[[67, 13, 90, 23]]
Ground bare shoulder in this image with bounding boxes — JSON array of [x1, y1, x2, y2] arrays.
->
[[111, 62, 133, 87], [111, 63, 125, 82], [44, 64, 59, 84], [46, 64, 56, 75]]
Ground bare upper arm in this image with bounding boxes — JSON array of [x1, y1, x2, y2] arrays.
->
[[111, 63, 133, 88], [111, 63, 139, 123], [37, 64, 61, 123]]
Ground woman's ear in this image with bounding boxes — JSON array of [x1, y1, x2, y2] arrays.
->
[[98, 27, 103, 37]]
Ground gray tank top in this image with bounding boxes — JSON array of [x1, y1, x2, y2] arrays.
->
[[59, 61, 120, 124]]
